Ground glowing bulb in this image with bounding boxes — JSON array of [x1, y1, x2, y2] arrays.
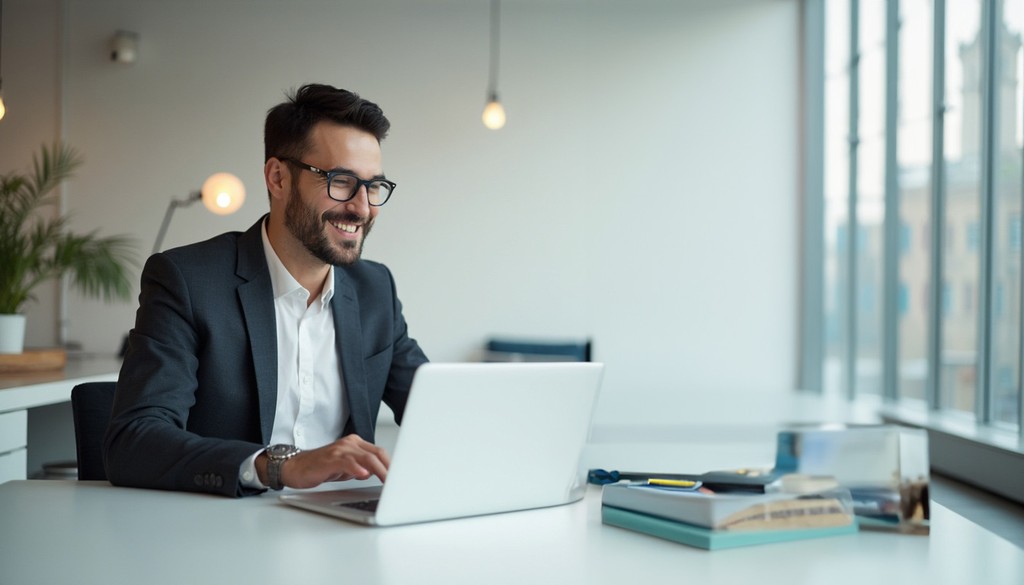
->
[[482, 99, 506, 130], [0, 96, 6, 121], [200, 172, 245, 215]]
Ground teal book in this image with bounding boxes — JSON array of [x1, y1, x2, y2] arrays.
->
[[601, 505, 859, 551]]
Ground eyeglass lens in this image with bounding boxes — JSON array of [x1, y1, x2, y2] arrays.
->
[[328, 174, 392, 206]]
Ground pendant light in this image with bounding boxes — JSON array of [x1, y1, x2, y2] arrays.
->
[[481, 0, 505, 130], [0, 0, 6, 122]]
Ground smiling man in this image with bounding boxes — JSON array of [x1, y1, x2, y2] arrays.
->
[[105, 84, 428, 496]]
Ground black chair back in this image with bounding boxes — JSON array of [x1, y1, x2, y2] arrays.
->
[[70, 381, 117, 481]]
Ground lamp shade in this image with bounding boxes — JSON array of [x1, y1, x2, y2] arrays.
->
[[200, 172, 245, 215]]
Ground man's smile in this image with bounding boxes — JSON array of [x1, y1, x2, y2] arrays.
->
[[330, 220, 360, 234]]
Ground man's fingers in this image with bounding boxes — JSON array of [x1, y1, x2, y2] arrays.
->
[[318, 437, 389, 482], [376, 444, 392, 469], [285, 437, 391, 488], [358, 452, 388, 482], [343, 449, 387, 482]]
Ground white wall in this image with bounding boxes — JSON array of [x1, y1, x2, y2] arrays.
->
[[0, 0, 65, 348], [1, 0, 800, 424]]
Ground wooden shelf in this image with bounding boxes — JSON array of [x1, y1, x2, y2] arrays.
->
[[0, 349, 67, 373]]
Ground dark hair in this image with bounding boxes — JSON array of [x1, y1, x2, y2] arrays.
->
[[264, 84, 391, 162]]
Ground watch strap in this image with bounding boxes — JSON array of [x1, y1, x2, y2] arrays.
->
[[266, 444, 301, 491]]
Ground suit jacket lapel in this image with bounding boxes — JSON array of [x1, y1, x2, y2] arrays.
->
[[333, 269, 373, 442], [236, 217, 278, 444]]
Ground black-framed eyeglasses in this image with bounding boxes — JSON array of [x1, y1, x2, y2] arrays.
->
[[280, 158, 396, 207]]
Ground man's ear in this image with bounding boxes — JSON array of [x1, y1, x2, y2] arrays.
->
[[264, 157, 290, 202]]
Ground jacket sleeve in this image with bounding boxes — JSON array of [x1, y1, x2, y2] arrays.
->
[[104, 253, 265, 497]]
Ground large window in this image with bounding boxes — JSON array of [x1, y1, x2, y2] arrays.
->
[[897, 0, 934, 403], [857, 0, 887, 396], [809, 0, 1023, 435], [824, 0, 852, 395], [990, 1, 1022, 426], [942, 0, 982, 415]]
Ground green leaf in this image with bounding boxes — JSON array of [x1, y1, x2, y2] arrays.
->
[[0, 143, 138, 314]]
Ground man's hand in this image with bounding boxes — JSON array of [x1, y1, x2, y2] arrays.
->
[[255, 435, 390, 489]]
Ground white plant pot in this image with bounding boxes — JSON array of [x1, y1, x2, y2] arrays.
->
[[0, 314, 27, 354]]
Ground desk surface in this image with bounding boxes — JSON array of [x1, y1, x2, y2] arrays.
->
[[0, 480, 1021, 585], [0, 354, 120, 412]]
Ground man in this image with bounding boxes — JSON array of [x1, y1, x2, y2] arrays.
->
[[105, 84, 428, 497]]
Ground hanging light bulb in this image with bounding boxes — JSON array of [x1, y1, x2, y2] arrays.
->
[[482, 0, 506, 130], [482, 92, 506, 130], [0, 0, 6, 122]]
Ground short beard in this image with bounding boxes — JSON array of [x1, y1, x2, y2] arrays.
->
[[284, 185, 373, 266]]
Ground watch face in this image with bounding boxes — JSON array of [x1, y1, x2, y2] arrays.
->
[[268, 444, 297, 459]]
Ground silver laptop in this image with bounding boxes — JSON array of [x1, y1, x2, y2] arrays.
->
[[280, 361, 604, 526]]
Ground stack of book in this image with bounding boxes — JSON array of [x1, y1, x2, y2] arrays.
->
[[601, 476, 857, 550]]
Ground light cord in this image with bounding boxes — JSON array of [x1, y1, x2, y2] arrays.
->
[[487, 0, 500, 97]]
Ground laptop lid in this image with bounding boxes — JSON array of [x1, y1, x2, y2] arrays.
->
[[280, 361, 604, 526]]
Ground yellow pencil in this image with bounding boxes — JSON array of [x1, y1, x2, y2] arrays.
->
[[646, 478, 700, 488]]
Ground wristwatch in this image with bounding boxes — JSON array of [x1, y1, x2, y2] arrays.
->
[[265, 444, 302, 491]]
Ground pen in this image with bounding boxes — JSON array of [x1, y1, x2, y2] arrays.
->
[[588, 468, 777, 493], [646, 478, 700, 488]]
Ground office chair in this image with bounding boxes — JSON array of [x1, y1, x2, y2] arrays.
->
[[70, 381, 117, 481], [483, 338, 592, 362]]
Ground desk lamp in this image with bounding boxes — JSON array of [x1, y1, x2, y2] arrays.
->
[[152, 172, 245, 254]]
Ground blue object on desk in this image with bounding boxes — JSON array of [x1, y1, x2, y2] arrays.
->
[[588, 469, 626, 485], [588, 469, 694, 485], [485, 338, 592, 362], [585, 469, 704, 487]]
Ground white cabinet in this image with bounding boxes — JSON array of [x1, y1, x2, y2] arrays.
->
[[0, 410, 29, 482], [0, 356, 119, 483], [0, 447, 28, 482]]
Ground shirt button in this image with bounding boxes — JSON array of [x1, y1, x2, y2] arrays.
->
[[242, 471, 253, 481]]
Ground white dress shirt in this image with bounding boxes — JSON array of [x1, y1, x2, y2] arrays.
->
[[239, 222, 347, 488]]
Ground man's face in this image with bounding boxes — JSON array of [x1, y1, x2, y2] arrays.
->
[[283, 123, 383, 266]]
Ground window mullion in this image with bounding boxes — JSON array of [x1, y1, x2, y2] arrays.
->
[[846, 0, 861, 401], [1020, 125, 1024, 437], [882, 0, 901, 402], [976, 0, 998, 423], [1019, 87, 1024, 437], [801, 0, 827, 394], [927, 0, 947, 412]]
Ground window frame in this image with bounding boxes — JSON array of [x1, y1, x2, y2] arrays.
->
[[801, 0, 1024, 505]]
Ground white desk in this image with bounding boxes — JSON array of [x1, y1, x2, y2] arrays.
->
[[0, 479, 1021, 585], [0, 355, 120, 482], [2, 386, 1020, 584]]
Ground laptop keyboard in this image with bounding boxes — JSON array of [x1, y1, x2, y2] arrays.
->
[[335, 499, 379, 512]]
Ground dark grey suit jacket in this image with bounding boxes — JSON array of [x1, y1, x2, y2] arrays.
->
[[104, 217, 428, 496]]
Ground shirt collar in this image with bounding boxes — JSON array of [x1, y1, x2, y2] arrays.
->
[[261, 220, 335, 308]]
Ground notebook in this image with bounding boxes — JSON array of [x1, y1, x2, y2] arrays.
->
[[279, 361, 605, 526]]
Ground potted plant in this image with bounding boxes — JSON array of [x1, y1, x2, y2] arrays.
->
[[0, 143, 136, 354]]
